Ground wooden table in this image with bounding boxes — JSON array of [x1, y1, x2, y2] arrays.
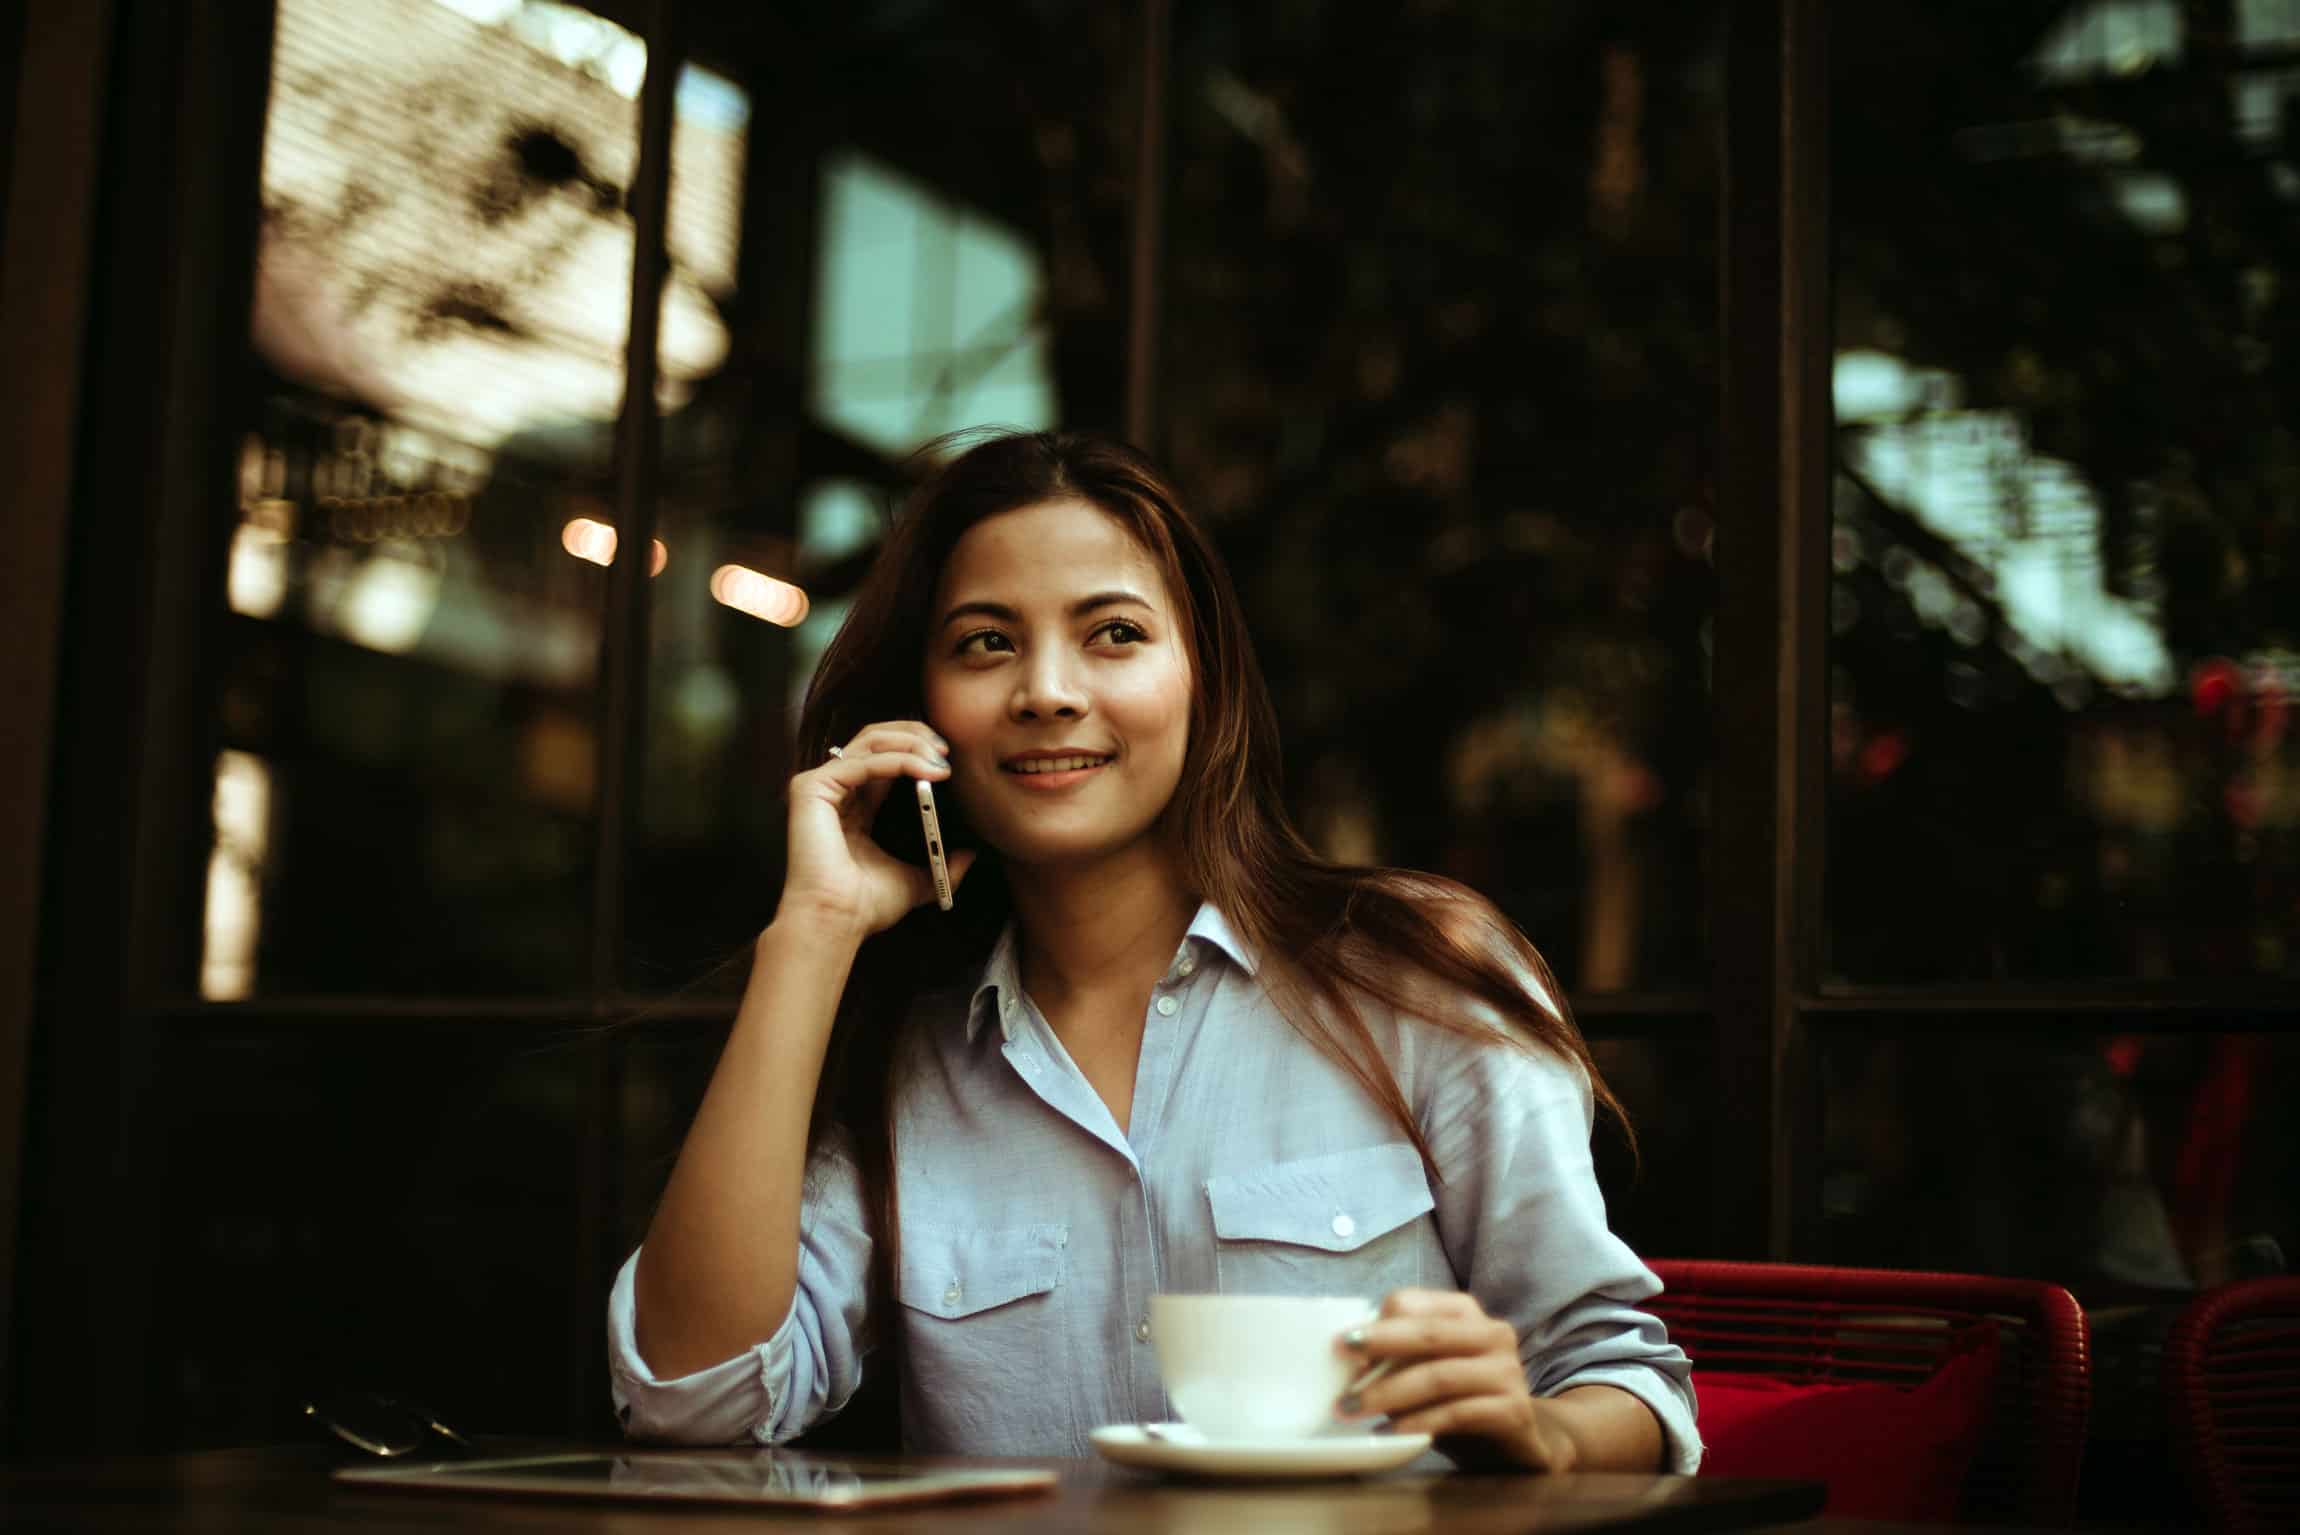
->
[[0, 1445, 1824, 1532]]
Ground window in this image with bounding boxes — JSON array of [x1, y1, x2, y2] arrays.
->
[[216, 0, 657, 995], [1162, 3, 1721, 998], [1820, 0, 2300, 1295]]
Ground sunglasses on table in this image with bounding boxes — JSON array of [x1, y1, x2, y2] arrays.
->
[[305, 1392, 473, 1458]]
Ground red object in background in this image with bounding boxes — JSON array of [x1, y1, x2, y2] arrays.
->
[[1858, 730, 1909, 783], [2168, 1037, 2263, 1274], [2192, 658, 2240, 718], [1697, 1331, 1999, 1521], [2102, 1035, 2144, 1078]]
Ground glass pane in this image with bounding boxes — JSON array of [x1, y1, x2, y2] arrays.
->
[[1161, 4, 1721, 992], [156, 1025, 596, 1443], [1818, 1029, 2300, 1296], [1589, 1034, 1715, 1260], [208, 0, 649, 995], [1830, 4, 2300, 982], [624, 11, 1134, 987]]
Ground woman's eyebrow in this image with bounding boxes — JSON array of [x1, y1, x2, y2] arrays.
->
[[938, 599, 1019, 629], [937, 590, 1157, 629], [1069, 589, 1156, 617]]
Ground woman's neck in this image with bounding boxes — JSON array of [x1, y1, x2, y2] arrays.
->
[[1007, 845, 1198, 1014]]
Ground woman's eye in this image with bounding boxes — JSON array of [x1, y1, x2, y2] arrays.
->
[[956, 630, 1013, 656], [1093, 619, 1148, 646]]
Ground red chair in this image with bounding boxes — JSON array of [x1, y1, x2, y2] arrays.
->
[[1648, 1259, 2090, 1526], [2162, 1275, 2300, 1533]]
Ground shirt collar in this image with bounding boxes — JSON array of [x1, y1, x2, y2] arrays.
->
[[964, 899, 1259, 1043]]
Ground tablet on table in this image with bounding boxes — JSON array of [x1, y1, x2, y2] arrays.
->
[[335, 1450, 1060, 1510]]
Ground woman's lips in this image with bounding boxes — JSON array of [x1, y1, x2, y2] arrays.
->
[[1000, 753, 1113, 790]]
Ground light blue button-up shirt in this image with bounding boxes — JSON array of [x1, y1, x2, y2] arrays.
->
[[608, 903, 1702, 1471]]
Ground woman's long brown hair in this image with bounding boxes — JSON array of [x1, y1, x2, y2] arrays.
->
[[792, 429, 1629, 1360]]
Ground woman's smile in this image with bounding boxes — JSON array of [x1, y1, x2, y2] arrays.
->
[[1001, 749, 1117, 788]]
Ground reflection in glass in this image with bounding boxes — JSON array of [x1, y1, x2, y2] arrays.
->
[[1162, 5, 1721, 992], [811, 152, 1059, 454], [258, 0, 651, 444], [207, 0, 651, 993], [200, 751, 274, 1001], [1820, 1031, 2299, 1296], [1830, 5, 2300, 983], [625, 9, 1132, 986]]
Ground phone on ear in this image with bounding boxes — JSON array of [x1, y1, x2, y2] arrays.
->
[[915, 780, 955, 911]]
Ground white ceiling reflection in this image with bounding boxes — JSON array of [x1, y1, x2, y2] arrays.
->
[[257, 0, 742, 449], [1835, 349, 2176, 697], [2031, 1, 2181, 82]]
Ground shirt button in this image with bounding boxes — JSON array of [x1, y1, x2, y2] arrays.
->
[[1178, 954, 1197, 975], [1155, 995, 1179, 1017], [1135, 1318, 1152, 1343], [944, 1282, 962, 1308], [1331, 1213, 1357, 1239]]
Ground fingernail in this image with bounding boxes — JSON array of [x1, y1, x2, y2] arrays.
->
[[1338, 1393, 1360, 1414], [1342, 1327, 1367, 1348], [930, 755, 950, 769]]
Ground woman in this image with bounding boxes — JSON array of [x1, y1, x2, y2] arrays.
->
[[610, 430, 1700, 1473]]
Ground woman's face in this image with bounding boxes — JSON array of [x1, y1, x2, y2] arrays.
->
[[923, 497, 1194, 872]]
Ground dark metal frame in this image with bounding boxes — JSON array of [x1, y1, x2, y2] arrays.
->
[[1124, 0, 1171, 447], [0, 0, 120, 1457], [8, 0, 279, 1451], [1710, 0, 1831, 1260]]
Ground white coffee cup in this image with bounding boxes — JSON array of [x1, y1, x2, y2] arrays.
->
[[1149, 1294, 1373, 1441]]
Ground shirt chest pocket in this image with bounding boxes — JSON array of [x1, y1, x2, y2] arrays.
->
[[895, 1224, 1072, 1437], [1204, 1143, 1437, 1300]]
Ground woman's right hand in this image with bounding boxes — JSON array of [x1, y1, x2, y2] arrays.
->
[[775, 720, 976, 940]]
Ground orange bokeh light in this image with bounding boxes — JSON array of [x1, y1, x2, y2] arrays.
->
[[560, 518, 667, 574], [562, 517, 616, 566], [710, 564, 809, 626]]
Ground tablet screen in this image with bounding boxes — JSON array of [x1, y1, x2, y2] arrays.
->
[[336, 1451, 1061, 1509]]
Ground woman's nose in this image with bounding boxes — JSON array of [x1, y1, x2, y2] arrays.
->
[[1010, 653, 1089, 720]]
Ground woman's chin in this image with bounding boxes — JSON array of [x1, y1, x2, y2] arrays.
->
[[990, 826, 1163, 875]]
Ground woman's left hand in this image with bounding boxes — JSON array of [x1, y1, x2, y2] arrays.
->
[[1336, 1288, 1579, 1471]]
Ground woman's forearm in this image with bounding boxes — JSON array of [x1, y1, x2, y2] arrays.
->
[[1539, 1383, 1667, 1472], [632, 910, 864, 1379]]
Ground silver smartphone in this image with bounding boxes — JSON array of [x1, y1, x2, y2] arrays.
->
[[915, 778, 954, 910]]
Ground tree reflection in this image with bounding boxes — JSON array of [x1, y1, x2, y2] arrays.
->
[[1161, 1, 1721, 991], [1830, 0, 2300, 983]]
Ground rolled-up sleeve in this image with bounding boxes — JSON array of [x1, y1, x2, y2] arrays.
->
[[1420, 1018, 1704, 1474], [607, 1145, 875, 1446]]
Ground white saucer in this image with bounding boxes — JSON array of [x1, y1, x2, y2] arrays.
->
[[1088, 1424, 1432, 1479]]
